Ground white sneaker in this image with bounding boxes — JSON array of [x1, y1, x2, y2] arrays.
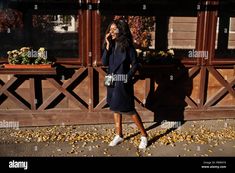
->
[[109, 135, 124, 146], [139, 136, 148, 149]]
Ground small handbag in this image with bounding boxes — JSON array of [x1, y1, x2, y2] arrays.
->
[[104, 73, 114, 87], [104, 63, 121, 87]]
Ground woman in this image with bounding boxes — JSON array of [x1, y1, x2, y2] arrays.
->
[[102, 19, 148, 149]]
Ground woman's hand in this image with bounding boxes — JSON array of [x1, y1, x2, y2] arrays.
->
[[105, 33, 111, 50]]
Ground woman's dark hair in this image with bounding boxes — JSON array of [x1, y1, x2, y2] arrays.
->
[[115, 19, 133, 52], [103, 19, 133, 52]]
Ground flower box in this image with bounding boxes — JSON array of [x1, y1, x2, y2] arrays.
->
[[7, 47, 52, 65], [3, 64, 52, 69]]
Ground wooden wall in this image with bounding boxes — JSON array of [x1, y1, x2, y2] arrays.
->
[[0, 0, 235, 127]]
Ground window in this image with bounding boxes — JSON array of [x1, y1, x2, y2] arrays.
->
[[100, 15, 197, 60], [228, 17, 235, 49], [99, 1, 198, 61], [168, 17, 197, 49], [31, 14, 79, 58], [215, 17, 235, 58], [101, 15, 156, 50], [0, 1, 79, 60], [214, 0, 235, 59], [168, 17, 197, 58]]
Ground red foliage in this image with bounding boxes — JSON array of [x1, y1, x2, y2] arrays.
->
[[0, 9, 23, 32], [114, 15, 155, 48]]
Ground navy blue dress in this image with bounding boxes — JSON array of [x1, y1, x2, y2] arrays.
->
[[102, 42, 140, 113]]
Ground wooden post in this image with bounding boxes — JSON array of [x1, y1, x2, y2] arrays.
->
[[206, 0, 219, 65], [198, 66, 208, 108], [29, 78, 36, 110], [92, 0, 101, 66], [86, 0, 92, 66], [195, 0, 208, 66], [88, 67, 94, 111]]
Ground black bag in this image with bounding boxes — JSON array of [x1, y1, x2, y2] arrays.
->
[[104, 73, 114, 87]]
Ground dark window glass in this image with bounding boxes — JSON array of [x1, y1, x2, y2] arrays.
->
[[215, 1, 235, 58], [101, 15, 156, 50], [0, 1, 79, 60], [101, 15, 197, 60]]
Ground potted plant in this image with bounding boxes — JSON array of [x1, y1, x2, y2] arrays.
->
[[137, 48, 175, 64], [5, 47, 52, 68]]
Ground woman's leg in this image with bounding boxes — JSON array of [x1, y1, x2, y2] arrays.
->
[[131, 112, 148, 137], [114, 112, 123, 137], [131, 112, 148, 149], [109, 112, 124, 146]]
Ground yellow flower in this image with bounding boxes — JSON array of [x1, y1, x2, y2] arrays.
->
[[158, 51, 165, 56], [38, 47, 45, 52], [20, 47, 30, 52], [13, 54, 18, 58], [12, 50, 19, 54], [167, 49, 174, 56]]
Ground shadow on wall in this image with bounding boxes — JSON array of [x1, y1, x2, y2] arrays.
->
[[144, 59, 193, 123]]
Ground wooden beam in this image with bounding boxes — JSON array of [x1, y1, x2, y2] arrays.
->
[[198, 66, 208, 108], [0, 68, 56, 75], [86, 0, 92, 66], [195, 1, 206, 65], [47, 78, 88, 110], [94, 97, 107, 110], [38, 68, 87, 110], [1, 108, 235, 127], [29, 78, 36, 110], [188, 66, 200, 78], [78, 3, 83, 65], [207, 0, 219, 65], [92, 0, 101, 66], [94, 67, 107, 77], [205, 78, 235, 107], [0, 85, 29, 110], [93, 67, 108, 110], [88, 67, 94, 111], [93, 67, 101, 110], [207, 66, 235, 98], [185, 96, 198, 108], [0, 76, 18, 95], [0, 76, 30, 110]]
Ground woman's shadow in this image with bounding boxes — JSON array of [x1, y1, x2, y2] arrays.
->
[[139, 59, 193, 146], [145, 59, 193, 122]]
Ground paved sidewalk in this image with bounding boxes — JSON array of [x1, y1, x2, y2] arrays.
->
[[0, 119, 235, 157]]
